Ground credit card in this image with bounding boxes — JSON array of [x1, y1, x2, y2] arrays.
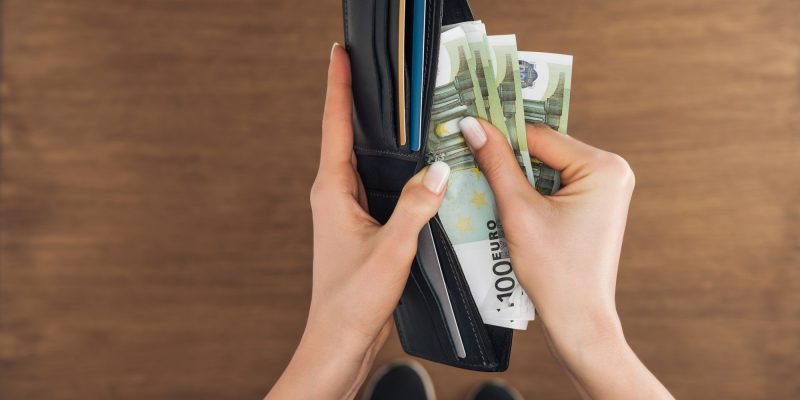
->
[[396, 0, 407, 146], [409, 0, 426, 151], [417, 222, 467, 358]]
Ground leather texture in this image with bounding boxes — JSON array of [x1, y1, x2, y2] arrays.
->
[[343, 0, 512, 371]]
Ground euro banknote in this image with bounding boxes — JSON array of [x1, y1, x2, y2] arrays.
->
[[488, 35, 535, 184], [518, 51, 573, 195], [442, 22, 509, 146]]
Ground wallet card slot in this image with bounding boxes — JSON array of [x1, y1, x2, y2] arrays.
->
[[390, 0, 409, 150], [414, 0, 442, 169], [418, 223, 466, 358], [345, 0, 442, 158], [396, 260, 464, 361], [344, 0, 401, 153], [429, 215, 500, 368]]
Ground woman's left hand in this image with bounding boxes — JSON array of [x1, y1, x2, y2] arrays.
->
[[268, 43, 450, 399]]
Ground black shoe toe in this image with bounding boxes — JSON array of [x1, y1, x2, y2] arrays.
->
[[466, 379, 523, 400], [363, 360, 435, 400]]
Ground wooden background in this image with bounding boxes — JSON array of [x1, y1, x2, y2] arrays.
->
[[1, 0, 798, 398]]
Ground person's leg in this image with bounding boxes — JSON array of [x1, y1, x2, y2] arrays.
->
[[466, 379, 524, 400], [362, 359, 436, 400]]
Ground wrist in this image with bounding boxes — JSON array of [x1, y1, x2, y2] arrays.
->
[[299, 316, 374, 364], [541, 304, 626, 366], [269, 322, 370, 399], [542, 311, 672, 399], [303, 304, 379, 360]]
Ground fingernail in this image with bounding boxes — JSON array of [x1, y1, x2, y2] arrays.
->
[[459, 117, 487, 150], [423, 161, 450, 194], [330, 42, 339, 59]]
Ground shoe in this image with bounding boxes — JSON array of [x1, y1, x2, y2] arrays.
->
[[466, 379, 524, 400], [362, 359, 436, 400]]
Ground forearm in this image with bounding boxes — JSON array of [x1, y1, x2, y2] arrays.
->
[[568, 333, 671, 399], [545, 311, 673, 400], [267, 323, 373, 399]]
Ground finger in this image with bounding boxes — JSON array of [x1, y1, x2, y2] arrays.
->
[[525, 124, 597, 184], [376, 162, 450, 262], [458, 117, 539, 207], [320, 43, 354, 172]]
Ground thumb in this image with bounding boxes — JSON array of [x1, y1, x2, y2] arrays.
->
[[458, 117, 538, 207], [378, 161, 450, 259]]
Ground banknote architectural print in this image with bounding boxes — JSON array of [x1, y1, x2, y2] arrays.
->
[[427, 25, 485, 170], [427, 62, 481, 171], [522, 71, 566, 130], [489, 36, 535, 184], [522, 68, 565, 194], [518, 52, 573, 195]]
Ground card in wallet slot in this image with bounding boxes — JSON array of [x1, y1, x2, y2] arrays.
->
[[396, 0, 407, 146]]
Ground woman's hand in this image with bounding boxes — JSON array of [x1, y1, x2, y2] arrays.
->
[[458, 117, 672, 399], [267, 44, 450, 399]]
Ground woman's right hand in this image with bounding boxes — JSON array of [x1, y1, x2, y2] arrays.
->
[[457, 116, 672, 400]]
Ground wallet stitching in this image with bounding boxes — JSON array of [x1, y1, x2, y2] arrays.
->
[[434, 218, 488, 364], [419, 0, 435, 158], [343, 0, 349, 42], [366, 191, 400, 199], [355, 146, 420, 161], [372, 4, 389, 150]]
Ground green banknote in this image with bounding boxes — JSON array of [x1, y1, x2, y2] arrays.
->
[[427, 27, 485, 170], [443, 22, 508, 145], [518, 51, 573, 195], [488, 35, 535, 184], [427, 27, 534, 330]]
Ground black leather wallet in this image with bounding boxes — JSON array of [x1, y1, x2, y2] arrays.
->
[[343, 0, 513, 371]]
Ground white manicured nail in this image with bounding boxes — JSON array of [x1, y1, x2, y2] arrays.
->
[[423, 161, 450, 194], [459, 117, 487, 150], [330, 42, 339, 59]]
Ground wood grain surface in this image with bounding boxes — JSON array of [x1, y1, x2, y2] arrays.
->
[[1, 0, 798, 399]]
